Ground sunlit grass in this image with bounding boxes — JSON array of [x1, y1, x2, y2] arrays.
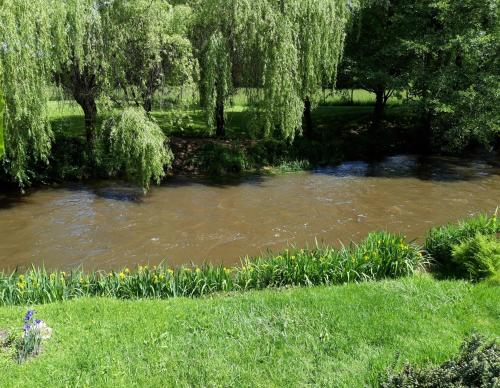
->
[[0, 276, 498, 386]]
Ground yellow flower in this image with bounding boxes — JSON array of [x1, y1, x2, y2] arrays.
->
[[17, 282, 25, 290], [50, 273, 56, 281], [119, 272, 126, 281], [18, 274, 25, 281], [138, 265, 144, 272], [291, 255, 296, 261], [153, 275, 159, 284], [167, 269, 174, 275], [195, 268, 201, 274], [124, 268, 130, 274], [159, 274, 166, 281], [224, 267, 232, 274], [364, 255, 369, 261]]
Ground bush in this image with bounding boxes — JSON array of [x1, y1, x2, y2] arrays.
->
[[0, 232, 428, 306], [425, 212, 498, 270], [197, 142, 250, 174], [451, 234, 500, 281], [382, 335, 500, 387], [99, 107, 173, 190]]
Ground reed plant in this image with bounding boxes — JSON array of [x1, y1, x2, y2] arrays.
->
[[0, 232, 428, 306]]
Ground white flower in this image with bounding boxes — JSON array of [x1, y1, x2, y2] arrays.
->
[[35, 321, 53, 340]]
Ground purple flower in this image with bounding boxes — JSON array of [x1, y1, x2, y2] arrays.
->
[[35, 319, 42, 325], [23, 324, 31, 332], [24, 310, 35, 322]]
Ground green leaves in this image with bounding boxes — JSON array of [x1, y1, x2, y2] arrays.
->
[[99, 107, 173, 191], [0, 0, 56, 186], [193, 0, 351, 139]]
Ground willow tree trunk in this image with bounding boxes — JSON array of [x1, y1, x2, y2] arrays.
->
[[143, 95, 153, 113], [302, 97, 313, 139], [215, 91, 225, 138], [74, 95, 97, 151]]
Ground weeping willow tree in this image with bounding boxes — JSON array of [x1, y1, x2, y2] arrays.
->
[[192, 0, 356, 140], [0, 0, 60, 185], [255, 0, 353, 140], [191, 0, 272, 137], [1, 0, 190, 187], [52, 0, 112, 155], [107, 1, 196, 113]]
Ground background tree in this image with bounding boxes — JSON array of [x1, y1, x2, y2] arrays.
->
[[397, 0, 499, 151], [341, 0, 410, 122], [191, 0, 271, 137], [108, 1, 196, 113], [288, 0, 351, 139]]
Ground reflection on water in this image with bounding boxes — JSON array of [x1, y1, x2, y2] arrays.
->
[[0, 155, 499, 271]]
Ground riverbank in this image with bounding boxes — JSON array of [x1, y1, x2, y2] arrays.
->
[[0, 275, 498, 386]]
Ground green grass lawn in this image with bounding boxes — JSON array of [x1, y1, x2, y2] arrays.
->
[[47, 89, 405, 140], [0, 275, 498, 387]]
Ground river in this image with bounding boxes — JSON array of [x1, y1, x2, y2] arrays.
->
[[0, 155, 499, 271]]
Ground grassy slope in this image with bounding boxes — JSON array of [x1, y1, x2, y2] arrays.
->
[[0, 276, 498, 387]]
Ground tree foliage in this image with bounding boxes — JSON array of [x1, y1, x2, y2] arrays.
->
[[341, 0, 411, 118], [0, 0, 193, 187], [107, 1, 197, 112], [0, 0, 57, 185], [192, 0, 355, 139], [100, 107, 173, 191]]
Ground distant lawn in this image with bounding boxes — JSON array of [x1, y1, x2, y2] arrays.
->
[[47, 90, 405, 141], [0, 275, 498, 386]]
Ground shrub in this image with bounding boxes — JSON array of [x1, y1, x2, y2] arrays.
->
[[451, 234, 500, 281], [197, 142, 250, 174], [99, 107, 173, 191], [0, 232, 428, 306], [382, 335, 500, 387], [425, 212, 498, 269]]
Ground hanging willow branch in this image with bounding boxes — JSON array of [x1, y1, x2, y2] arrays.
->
[[0, 0, 58, 185], [192, 0, 355, 140]]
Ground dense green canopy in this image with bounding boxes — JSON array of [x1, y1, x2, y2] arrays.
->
[[0, 0, 497, 188], [0, 0, 192, 187]]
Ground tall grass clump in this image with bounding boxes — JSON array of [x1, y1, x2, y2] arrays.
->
[[425, 211, 498, 268], [236, 232, 427, 289], [451, 234, 500, 281], [0, 232, 427, 306]]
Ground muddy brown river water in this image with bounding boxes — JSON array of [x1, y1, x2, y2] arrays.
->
[[0, 155, 499, 271]]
